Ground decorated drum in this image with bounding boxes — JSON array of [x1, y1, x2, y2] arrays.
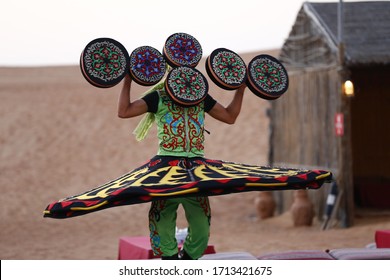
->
[[206, 48, 247, 90], [129, 46, 166, 86], [80, 38, 129, 88], [163, 33, 202, 68], [246, 54, 289, 100], [165, 66, 209, 107]]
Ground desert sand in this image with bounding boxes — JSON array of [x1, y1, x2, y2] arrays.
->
[[1, 51, 389, 260]]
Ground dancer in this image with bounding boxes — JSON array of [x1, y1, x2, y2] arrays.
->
[[117, 74, 245, 259], [44, 35, 332, 261]]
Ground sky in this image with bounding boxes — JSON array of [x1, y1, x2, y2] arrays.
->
[[0, 0, 376, 66]]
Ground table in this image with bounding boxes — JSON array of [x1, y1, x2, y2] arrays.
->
[[118, 236, 216, 259]]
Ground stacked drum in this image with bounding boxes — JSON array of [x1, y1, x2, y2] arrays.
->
[[80, 33, 289, 104]]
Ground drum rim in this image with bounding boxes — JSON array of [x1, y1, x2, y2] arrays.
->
[[163, 32, 203, 68], [246, 54, 288, 99], [165, 66, 209, 107], [80, 37, 130, 88], [129, 45, 167, 86], [205, 47, 247, 90]]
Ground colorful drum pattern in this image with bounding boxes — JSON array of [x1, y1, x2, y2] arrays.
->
[[206, 48, 247, 90], [129, 46, 166, 86], [246, 54, 289, 100], [165, 66, 208, 106], [163, 33, 202, 68], [80, 38, 129, 88]]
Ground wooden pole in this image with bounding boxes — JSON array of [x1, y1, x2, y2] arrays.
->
[[336, 0, 354, 227]]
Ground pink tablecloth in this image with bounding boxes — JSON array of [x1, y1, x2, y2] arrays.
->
[[118, 236, 216, 259]]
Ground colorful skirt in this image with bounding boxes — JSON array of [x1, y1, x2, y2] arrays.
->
[[43, 156, 332, 219]]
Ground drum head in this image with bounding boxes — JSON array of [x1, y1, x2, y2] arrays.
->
[[246, 54, 289, 100], [129, 46, 166, 86], [80, 38, 129, 88], [165, 66, 209, 107], [206, 48, 247, 90], [163, 33, 202, 68]]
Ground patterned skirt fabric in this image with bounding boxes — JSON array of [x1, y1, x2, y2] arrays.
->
[[43, 156, 332, 219]]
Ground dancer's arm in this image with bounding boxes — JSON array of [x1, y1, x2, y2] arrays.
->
[[117, 74, 148, 118], [207, 84, 246, 124]]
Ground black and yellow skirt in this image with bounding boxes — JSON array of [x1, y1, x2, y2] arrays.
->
[[43, 156, 332, 219]]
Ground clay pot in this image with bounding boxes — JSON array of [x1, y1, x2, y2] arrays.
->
[[255, 192, 276, 219], [290, 190, 314, 226]]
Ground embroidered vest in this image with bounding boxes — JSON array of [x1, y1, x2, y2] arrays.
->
[[155, 90, 205, 157]]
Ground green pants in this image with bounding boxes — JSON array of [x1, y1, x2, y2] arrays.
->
[[149, 197, 211, 259]]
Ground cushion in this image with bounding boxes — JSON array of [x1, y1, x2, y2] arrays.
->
[[200, 252, 258, 260], [328, 248, 390, 260], [375, 230, 390, 248], [257, 250, 334, 260]]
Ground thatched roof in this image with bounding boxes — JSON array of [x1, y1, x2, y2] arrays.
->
[[306, 1, 390, 66]]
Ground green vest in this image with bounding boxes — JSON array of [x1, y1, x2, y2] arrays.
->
[[155, 90, 205, 158]]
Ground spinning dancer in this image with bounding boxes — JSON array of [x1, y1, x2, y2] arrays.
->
[[118, 74, 246, 259], [44, 35, 332, 261]]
